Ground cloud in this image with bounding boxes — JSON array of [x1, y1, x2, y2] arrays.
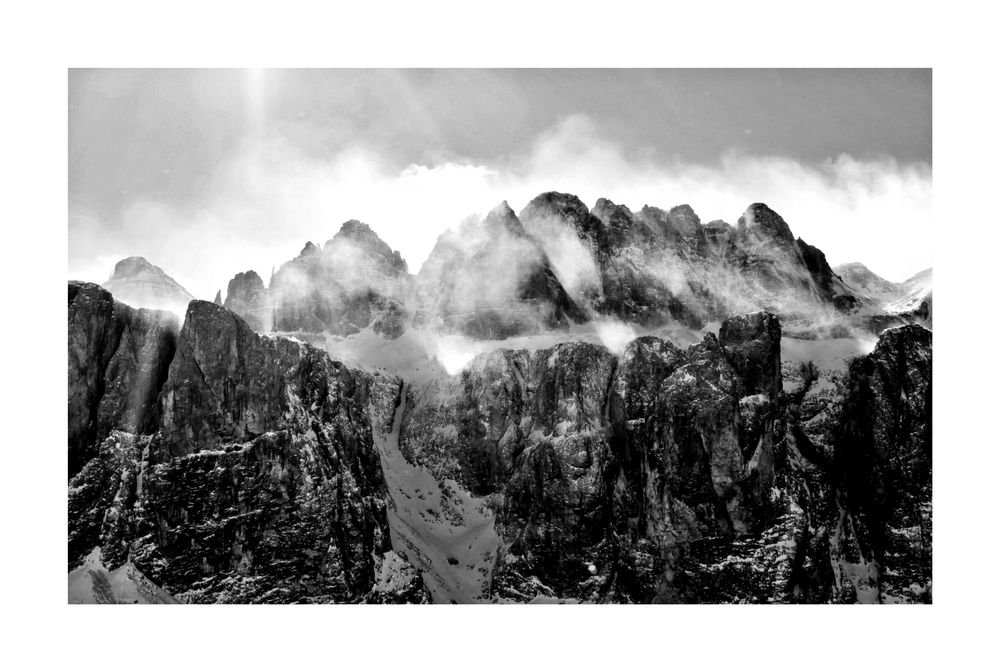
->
[[68, 114, 932, 299]]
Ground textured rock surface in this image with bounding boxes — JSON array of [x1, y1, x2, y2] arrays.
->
[[391, 313, 931, 603], [827, 324, 932, 602], [68, 281, 178, 475], [519, 195, 870, 333], [520, 192, 704, 328], [398, 312, 792, 602], [223, 270, 270, 332], [778, 323, 932, 603], [68, 288, 395, 603], [68, 195, 933, 605]]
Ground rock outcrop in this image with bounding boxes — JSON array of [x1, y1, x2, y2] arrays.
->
[[269, 222, 412, 338], [415, 202, 585, 338], [68, 287, 396, 603], [519, 193, 704, 328], [398, 312, 788, 601], [68, 194, 933, 605], [220, 222, 412, 339], [519, 195, 865, 333], [223, 270, 270, 332], [68, 281, 179, 475], [827, 324, 932, 602]]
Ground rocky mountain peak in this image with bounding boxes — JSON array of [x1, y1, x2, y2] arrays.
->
[[228, 269, 264, 293], [110, 256, 158, 279], [835, 261, 874, 276], [666, 204, 702, 236], [834, 262, 932, 316], [299, 241, 319, 258], [737, 203, 796, 244], [591, 197, 629, 220], [482, 200, 527, 237], [324, 220, 408, 276], [519, 191, 597, 238], [523, 191, 590, 218], [101, 256, 194, 315], [223, 271, 269, 332]]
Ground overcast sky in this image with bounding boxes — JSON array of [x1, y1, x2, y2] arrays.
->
[[69, 69, 931, 298]]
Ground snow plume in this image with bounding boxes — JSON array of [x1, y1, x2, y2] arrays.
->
[[69, 114, 931, 299], [412, 204, 578, 339], [520, 212, 603, 306], [423, 210, 542, 314]]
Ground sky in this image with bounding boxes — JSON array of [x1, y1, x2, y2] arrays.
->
[[69, 69, 932, 299]]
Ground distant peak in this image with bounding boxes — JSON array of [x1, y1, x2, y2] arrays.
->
[[337, 219, 372, 237], [636, 203, 702, 240], [518, 192, 596, 242], [592, 197, 631, 217], [833, 261, 873, 274], [328, 219, 391, 249], [593, 196, 622, 210], [110, 256, 158, 279], [668, 203, 699, 220], [521, 191, 589, 218], [228, 270, 264, 293], [592, 198, 641, 235], [666, 204, 701, 235], [483, 200, 526, 236], [490, 200, 515, 218], [310, 219, 408, 275], [738, 203, 794, 243]]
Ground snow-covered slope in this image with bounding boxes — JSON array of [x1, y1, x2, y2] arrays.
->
[[371, 384, 502, 603], [888, 268, 933, 314], [834, 262, 932, 314], [68, 548, 178, 604]]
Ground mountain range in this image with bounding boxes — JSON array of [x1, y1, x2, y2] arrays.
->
[[99, 194, 931, 343], [70, 193, 932, 604]]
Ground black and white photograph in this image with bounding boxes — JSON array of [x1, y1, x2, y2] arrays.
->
[[6, 3, 1000, 669], [66, 68, 932, 605]]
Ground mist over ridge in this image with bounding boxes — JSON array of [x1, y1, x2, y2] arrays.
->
[[69, 114, 931, 301]]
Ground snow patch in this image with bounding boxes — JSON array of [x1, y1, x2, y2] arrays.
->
[[68, 548, 178, 604], [371, 385, 503, 604]]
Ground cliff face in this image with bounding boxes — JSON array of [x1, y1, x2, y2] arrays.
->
[[68, 282, 179, 475], [517, 195, 874, 335], [68, 288, 405, 603], [828, 324, 932, 602], [396, 312, 789, 601], [390, 314, 931, 603], [68, 277, 932, 604], [68, 193, 932, 604], [780, 323, 932, 603]]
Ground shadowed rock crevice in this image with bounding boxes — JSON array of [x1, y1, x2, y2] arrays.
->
[[68, 281, 179, 476]]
